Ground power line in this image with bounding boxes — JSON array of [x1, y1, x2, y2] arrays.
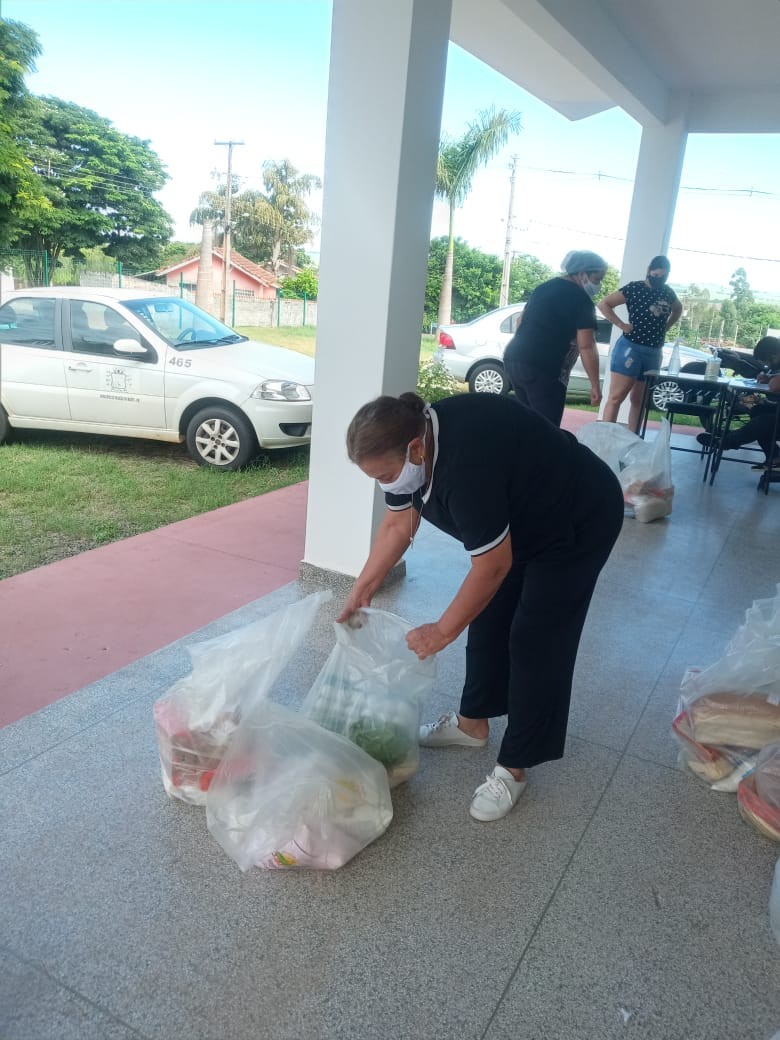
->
[[526, 219, 780, 265], [512, 163, 780, 200]]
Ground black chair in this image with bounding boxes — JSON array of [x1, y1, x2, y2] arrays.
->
[[661, 362, 722, 456]]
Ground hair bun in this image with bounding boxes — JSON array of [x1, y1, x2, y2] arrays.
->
[[398, 391, 425, 412]]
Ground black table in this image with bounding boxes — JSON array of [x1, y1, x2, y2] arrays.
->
[[636, 370, 733, 482]]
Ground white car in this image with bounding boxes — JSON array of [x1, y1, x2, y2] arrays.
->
[[0, 287, 314, 470], [435, 303, 710, 398]]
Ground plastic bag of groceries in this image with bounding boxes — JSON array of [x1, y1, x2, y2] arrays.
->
[[302, 608, 436, 787], [153, 590, 331, 805], [617, 418, 673, 522], [205, 701, 393, 871], [577, 419, 673, 522], [737, 743, 780, 842], [576, 420, 644, 477], [674, 589, 780, 789]]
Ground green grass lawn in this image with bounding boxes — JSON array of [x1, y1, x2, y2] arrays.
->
[[0, 430, 308, 580]]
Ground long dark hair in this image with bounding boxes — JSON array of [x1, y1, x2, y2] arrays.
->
[[346, 392, 426, 463]]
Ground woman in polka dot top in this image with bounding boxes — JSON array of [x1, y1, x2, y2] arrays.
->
[[598, 255, 683, 428]]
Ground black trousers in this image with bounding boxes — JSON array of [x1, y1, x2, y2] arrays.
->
[[724, 405, 779, 461], [459, 450, 624, 769], [506, 361, 567, 427]]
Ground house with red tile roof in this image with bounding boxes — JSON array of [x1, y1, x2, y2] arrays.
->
[[155, 249, 282, 300]]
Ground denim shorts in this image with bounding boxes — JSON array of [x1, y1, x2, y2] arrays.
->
[[610, 335, 662, 381]]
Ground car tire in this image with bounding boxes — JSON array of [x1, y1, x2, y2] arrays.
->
[[0, 405, 9, 444], [651, 379, 686, 411], [468, 361, 508, 395], [185, 406, 257, 471]]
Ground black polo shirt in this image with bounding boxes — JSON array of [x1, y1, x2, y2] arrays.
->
[[384, 394, 585, 562], [503, 277, 596, 377]]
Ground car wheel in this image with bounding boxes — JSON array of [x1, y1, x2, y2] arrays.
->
[[469, 361, 507, 394], [651, 380, 685, 411], [185, 406, 257, 470]]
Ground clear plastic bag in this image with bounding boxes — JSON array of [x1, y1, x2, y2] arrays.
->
[[675, 589, 780, 788], [756, 742, 780, 810], [302, 608, 436, 787], [618, 418, 673, 522], [577, 419, 673, 521], [576, 421, 644, 477], [205, 701, 393, 871], [153, 591, 331, 804]]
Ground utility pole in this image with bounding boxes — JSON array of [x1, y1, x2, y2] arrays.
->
[[499, 156, 519, 308], [215, 139, 244, 322]]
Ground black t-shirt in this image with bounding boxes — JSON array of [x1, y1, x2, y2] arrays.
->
[[384, 394, 592, 562], [504, 277, 596, 378], [621, 281, 679, 349]]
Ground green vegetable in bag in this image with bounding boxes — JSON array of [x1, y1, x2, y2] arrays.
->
[[347, 716, 412, 768]]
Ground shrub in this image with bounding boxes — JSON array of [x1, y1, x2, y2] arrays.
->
[[416, 358, 458, 402]]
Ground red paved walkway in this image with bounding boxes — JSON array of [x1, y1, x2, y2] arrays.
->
[[0, 412, 689, 729], [0, 482, 308, 728]]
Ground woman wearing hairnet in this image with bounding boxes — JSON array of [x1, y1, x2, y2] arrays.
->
[[504, 249, 608, 425]]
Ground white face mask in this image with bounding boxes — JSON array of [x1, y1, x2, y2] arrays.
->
[[582, 278, 600, 299], [378, 443, 426, 495]]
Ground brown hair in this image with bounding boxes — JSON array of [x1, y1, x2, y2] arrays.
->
[[346, 392, 426, 463]]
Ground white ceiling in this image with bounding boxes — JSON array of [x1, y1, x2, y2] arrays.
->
[[450, 0, 780, 132]]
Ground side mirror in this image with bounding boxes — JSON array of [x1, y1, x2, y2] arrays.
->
[[114, 338, 148, 356]]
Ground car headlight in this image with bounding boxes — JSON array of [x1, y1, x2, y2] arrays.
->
[[251, 380, 311, 402]]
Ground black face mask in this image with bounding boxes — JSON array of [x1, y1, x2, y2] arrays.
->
[[647, 274, 667, 289]]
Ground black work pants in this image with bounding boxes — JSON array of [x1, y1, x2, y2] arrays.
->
[[724, 405, 780, 461], [459, 450, 624, 769], [506, 361, 567, 427]]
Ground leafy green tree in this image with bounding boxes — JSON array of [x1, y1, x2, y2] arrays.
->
[[597, 265, 620, 300], [424, 237, 501, 328], [729, 267, 754, 311], [435, 107, 521, 327], [508, 253, 555, 301], [718, 298, 738, 344], [232, 159, 321, 272], [157, 240, 198, 269], [735, 302, 780, 348], [280, 268, 318, 299], [12, 97, 172, 280], [0, 18, 47, 247], [424, 238, 557, 329]]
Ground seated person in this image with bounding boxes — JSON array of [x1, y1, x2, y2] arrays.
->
[[697, 336, 780, 469]]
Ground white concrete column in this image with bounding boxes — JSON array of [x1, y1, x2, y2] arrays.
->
[[302, 0, 452, 579], [599, 96, 689, 420]]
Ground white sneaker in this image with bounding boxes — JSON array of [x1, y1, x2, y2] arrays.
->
[[418, 711, 488, 748], [469, 765, 527, 821]]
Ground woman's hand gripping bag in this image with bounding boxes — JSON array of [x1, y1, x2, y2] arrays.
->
[[302, 608, 436, 787], [153, 591, 331, 805], [205, 702, 393, 871]]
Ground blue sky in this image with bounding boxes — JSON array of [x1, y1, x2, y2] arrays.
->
[[5, 0, 780, 297]]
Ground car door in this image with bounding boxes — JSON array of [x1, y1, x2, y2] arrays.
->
[[64, 299, 167, 429], [0, 295, 70, 420]]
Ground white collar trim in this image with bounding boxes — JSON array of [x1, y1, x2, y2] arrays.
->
[[421, 404, 439, 506]]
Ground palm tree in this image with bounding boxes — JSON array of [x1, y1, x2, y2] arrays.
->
[[190, 185, 228, 317], [435, 107, 521, 328]]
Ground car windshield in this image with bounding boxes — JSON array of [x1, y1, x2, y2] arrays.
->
[[124, 297, 248, 350]]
